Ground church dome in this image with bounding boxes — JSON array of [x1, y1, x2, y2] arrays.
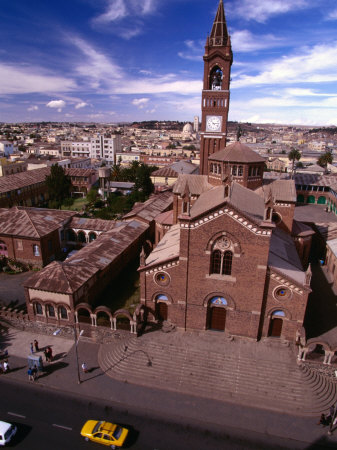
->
[[208, 141, 265, 163], [183, 123, 193, 133]]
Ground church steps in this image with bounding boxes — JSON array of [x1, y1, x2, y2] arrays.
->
[[98, 336, 337, 416]]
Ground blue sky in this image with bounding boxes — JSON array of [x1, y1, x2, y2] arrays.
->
[[1, 0, 337, 125]]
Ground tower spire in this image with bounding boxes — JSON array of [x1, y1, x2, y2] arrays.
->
[[210, 0, 228, 46]]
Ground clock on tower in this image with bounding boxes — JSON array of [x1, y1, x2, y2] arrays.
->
[[199, 0, 233, 175]]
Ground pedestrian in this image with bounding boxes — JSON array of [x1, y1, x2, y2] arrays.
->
[[328, 404, 336, 435], [81, 362, 88, 373], [28, 367, 34, 381], [3, 360, 9, 373], [317, 414, 330, 426], [48, 346, 53, 361], [30, 342, 34, 354], [44, 349, 49, 362], [34, 339, 39, 352], [32, 365, 38, 380]]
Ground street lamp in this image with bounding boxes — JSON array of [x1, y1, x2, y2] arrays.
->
[[74, 324, 84, 384]]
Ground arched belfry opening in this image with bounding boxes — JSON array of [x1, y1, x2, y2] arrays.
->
[[210, 66, 223, 90]]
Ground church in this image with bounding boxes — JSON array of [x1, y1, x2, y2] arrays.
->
[[138, 0, 313, 342]]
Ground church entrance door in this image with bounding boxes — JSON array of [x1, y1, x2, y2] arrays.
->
[[157, 302, 168, 321], [210, 307, 226, 331], [268, 318, 283, 337]]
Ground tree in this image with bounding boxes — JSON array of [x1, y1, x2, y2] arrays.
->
[[45, 165, 72, 208], [86, 187, 99, 204], [317, 151, 333, 168], [288, 148, 301, 178]]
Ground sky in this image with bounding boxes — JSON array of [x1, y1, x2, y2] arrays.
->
[[1, 0, 337, 125]]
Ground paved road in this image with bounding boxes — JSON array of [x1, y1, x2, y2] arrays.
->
[[0, 378, 326, 450]]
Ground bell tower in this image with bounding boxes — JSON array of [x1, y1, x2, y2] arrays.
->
[[200, 0, 233, 175]]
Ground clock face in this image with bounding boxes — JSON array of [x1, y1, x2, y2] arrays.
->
[[206, 115, 222, 132]]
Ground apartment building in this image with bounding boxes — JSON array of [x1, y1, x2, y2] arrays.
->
[[61, 134, 121, 163]]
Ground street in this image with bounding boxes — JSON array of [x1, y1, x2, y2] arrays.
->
[[0, 378, 318, 450]]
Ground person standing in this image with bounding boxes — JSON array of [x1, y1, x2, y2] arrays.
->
[[3, 360, 9, 373], [30, 343, 34, 354], [81, 362, 88, 373], [34, 340, 39, 352], [32, 365, 38, 380], [28, 367, 34, 381]]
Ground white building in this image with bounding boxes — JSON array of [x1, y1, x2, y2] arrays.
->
[[61, 134, 121, 163], [0, 141, 14, 156]]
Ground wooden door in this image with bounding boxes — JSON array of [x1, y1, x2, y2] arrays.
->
[[268, 318, 283, 337], [210, 307, 226, 331], [157, 302, 168, 321]]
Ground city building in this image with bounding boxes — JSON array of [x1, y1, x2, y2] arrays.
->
[[138, 0, 312, 343], [61, 134, 121, 163]]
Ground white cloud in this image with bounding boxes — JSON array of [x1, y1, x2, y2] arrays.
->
[[327, 8, 337, 20], [230, 0, 308, 22], [0, 63, 76, 94], [178, 40, 203, 61], [132, 98, 149, 108], [93, 0, 156, 25], [71, 37, 122, 89], [75, 102, 88, 109], [46, 100, 66, 112], [27, 105, 38, 111], [231, 30, 283, 52], [232, 42, 337, 88]]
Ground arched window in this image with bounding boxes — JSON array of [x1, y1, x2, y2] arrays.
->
[[210, 67, 223, 90], [89, 232, 97, 242], [47, 305, 55, 317], [222, 251, 233, 275], [238, 165, 243, 176], [59, 306, 68, 320], [232, 165, 237, 176], [33, 244, 40, 256], [210, 236, 234, 276], [35, 302, 43, 315], [211, 250, 222, 274]]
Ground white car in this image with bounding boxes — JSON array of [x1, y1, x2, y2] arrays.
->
[[0, 421, 17, 446]]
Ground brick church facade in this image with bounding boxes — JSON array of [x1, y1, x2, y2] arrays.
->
[[139, 0, 313, 342]]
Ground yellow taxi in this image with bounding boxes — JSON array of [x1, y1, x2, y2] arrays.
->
[[80, 420, 129, 449]]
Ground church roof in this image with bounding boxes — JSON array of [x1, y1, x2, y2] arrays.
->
[[145, 224, 180, 267], [173, 174, 212, 196], [268, 228, 306, 286], [210, 0, 228, 43], [152, 161, 198, 178], [123, 190, 173, 222], [189, 182, 265, 224], [257, 179, 296, 203], [209, 141, 266, 164]]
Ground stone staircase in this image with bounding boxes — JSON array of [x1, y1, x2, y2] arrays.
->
[[98, 331, 337, 416]]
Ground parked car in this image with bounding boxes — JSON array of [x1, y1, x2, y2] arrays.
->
[[80, 420, 128, 449], [0, 420, 17, 446]]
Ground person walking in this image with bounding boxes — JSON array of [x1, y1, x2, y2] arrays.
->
[[32, 365, 38, 380], [34, 340, 39, 352], [30, 343, 34, 354], [81, 362, 88, 373], [28, 367, 34, 381], [47, 346, 53, 362]]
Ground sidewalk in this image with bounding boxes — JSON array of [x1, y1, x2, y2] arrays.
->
[[1, 322, 337, 449]]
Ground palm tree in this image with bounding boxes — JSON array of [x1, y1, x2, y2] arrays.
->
[[288, 148, 301, 179], [317, 151, 333, 169]]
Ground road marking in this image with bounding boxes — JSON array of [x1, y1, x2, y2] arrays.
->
[[8, 412, 26, 419], [52, 424, 72, 431]]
